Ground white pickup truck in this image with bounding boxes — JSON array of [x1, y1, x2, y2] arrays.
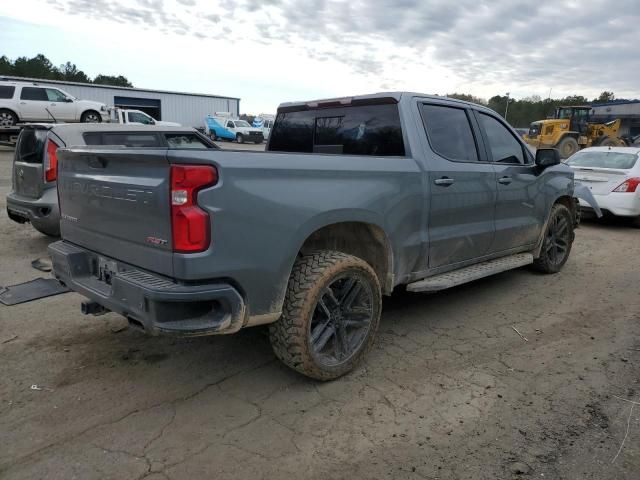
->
[[109, 108, 180, 127]]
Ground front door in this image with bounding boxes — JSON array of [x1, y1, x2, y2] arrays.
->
[[45, 88, 76, 121], [475, 112, 545, 252], [420, 103, 497, 269]]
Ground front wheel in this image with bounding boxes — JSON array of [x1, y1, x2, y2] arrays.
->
[[236, 133, 244, 144], [533, 203, 574, 273], [269, 251, 381, 380], [80, 110, 102, 123]]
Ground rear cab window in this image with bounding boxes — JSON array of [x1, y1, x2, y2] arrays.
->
[[83, 132, 161, 147], [165, 133, 215, 149], [16, 128, 48, 164], [268, 103, 405, 156], [82, 131, 217, 149], [0, 85, 15, 99]]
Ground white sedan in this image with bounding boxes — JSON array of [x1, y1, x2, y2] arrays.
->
[[566, 147, 640, 227]]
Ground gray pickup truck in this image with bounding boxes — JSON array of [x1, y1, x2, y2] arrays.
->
[[49, 92, 600, 380]]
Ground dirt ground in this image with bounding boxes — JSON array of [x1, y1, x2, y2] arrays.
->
[[1, 147, 639, 480]]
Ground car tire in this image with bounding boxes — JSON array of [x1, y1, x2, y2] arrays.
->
[[33, 223, 60, 237], [209, 131, 217, 141], [0, 109, 18, 127], [80, 110, 102, 123], [236, 133, 244, 144], [269, 251, 382, 381], [632, 216, 640, 229], [533, 203, 574, 274], [556, 137, 579, 159]]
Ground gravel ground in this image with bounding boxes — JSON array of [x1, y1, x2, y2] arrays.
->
[[0, 148, 639, 479]]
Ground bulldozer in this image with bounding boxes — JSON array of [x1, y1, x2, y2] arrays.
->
[[524, 105, 628, 159]]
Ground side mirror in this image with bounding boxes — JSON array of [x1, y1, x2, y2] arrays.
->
[[65, 97, 74, 103], [535, 148, 561, 168]]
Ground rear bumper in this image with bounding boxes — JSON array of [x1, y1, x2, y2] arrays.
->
[[578, 193, 640, 217], [6, 188, 60, 233], [48, 241, 247, 336]]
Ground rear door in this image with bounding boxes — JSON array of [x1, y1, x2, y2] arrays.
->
[[420, 102, 497, 268], [476, 111, 545, 252], [12, 127, 48, 198], [18, 87, 49, 121], [57, 137, 174, 276]]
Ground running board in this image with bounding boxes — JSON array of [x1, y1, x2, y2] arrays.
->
[[406, 253, 534, 293]]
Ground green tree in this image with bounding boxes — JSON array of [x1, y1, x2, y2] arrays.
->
[[446, 93, 487, 105], [93, 74, 133, 87], [0, 54, 133, 87], [594, 91, 615, 103], [59, 62, 91, 83]]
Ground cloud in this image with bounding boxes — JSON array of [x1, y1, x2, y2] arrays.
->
[[44, 0, 640, 98]]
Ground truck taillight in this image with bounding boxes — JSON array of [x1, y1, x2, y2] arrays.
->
[[170, 165, 218, 253], [45, 139, 59, 182], [613, 177, 640, 193]]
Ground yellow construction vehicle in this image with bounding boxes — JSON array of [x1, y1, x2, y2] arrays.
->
[[524, 105, 627, 158]]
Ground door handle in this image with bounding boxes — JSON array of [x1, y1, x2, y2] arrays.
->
[[20, 102, 26, 105], [50, 103, 57, 106], [434, 177, 454, 186], [498, 176, 512, 185]]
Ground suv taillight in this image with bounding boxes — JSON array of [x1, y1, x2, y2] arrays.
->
[[613, 177, 640, 193], [170, 164, 218, 253], [45, 139, 59, 182]]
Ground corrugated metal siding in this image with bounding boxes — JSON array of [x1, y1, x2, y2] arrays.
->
[[1, 76, 239, 128]]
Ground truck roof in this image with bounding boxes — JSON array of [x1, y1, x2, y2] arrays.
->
[[277, 91, 492, 112]]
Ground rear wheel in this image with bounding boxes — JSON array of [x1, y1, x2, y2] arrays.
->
[[209, 131, 217, 141], [0, 109, 18, 126], [533, 203, 574, 273], [632, 216, 640, 229], [556, 137, 579, 159], [80, 110, 101, 123], [269, 251, 381, 380], [236, 133, 244, 144]]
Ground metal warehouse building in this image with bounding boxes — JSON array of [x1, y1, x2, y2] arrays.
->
[[591, 100, 640, 137], [2, 75, 240, 128]]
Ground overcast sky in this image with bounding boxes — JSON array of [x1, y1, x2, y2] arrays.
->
[[1, 0, 638, 114]]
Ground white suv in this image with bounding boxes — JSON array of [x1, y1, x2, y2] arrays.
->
[[0, 80, 108, 126]]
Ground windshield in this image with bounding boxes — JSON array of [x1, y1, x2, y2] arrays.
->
[[234, 120, 251, 127], [556, 108, 572, 119], [566, 151, 638, 170]]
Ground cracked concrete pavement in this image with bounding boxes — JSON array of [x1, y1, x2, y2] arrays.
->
[[1, 148, 639, 479]]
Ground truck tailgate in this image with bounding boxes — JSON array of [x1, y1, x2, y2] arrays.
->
[[57, 148, 174, 277]]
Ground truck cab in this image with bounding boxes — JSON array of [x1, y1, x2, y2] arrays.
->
[[110, 108, 181, 127], [205, 114, 264, 144]]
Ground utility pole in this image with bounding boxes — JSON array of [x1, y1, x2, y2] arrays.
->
[[504, 92, 511, 121]]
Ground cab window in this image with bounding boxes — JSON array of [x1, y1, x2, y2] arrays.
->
[[478, 113, 525, 164], [128, 112, 153, 124], [20, 87, 48, 101], [421, 104, 478, 162], [46, 89, 68, 102]]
